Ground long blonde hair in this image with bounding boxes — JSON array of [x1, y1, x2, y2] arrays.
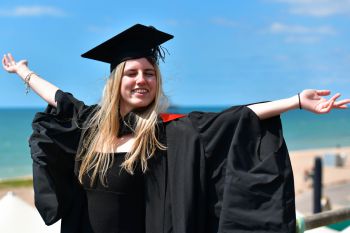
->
[[77, 58, 167, 186]]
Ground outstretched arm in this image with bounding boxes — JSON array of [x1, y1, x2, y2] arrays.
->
[[247, 89, 350, 120], [2, 53, 59, 107]]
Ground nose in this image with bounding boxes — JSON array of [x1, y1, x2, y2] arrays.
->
[[135, 72, 146, 85]]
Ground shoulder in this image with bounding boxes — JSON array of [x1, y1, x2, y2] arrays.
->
[[53, 89, 99, 121]]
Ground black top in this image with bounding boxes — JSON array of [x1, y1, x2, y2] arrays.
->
[[81, 152, 145, 233]]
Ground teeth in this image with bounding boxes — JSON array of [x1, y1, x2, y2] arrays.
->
[[132, 88, 148, 94]]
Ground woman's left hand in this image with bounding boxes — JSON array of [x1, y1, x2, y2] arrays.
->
[[300, 89, 350, 114]]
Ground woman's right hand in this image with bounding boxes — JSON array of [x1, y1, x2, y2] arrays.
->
[[2, 53, 29, 74]]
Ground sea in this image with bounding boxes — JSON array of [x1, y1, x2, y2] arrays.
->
[[0, 106, 349, 180]]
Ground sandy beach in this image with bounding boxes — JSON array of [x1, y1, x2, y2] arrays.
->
[[289, 146, 350, 196], [1, 146, 350, 209]]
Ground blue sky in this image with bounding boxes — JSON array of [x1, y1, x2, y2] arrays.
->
[[0, 0, 349, 107]]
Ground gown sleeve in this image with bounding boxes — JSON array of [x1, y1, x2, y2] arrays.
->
[[188, 105, 296, 233], [29, 90, 96, 226]]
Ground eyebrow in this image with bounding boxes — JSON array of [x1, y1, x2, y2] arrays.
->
[[124, 68, 155, 72]]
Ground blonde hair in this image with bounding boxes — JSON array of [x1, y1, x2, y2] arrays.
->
[[77, 58, 167, 186]]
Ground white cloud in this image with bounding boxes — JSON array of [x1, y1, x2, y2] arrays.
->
[[268, 22, 336, 43], [211, 17, 238, 28], [0, 6, 65, 17], [270, 22, 336, 35], [271, 0, 350, 17]]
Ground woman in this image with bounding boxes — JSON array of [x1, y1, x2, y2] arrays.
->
[[2, 24, 350, 233]]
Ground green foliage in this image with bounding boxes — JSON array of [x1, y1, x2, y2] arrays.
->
[[0, 178, 33, 188]]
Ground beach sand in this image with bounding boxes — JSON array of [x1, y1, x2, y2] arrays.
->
[[290, 146, 350, 196], [1, 146, 350, 209]]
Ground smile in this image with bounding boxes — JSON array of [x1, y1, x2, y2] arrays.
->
[[131, 88, 149, 94]]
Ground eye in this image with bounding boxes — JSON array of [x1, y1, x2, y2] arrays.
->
[[124, 72, 137, 77], [145, 72, 155, 77], [144, 69, 155, 77]]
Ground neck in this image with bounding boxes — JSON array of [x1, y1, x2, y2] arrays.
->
[[120, 108, 132, 117]]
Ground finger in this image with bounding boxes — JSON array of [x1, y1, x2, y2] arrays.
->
[[325, 94, 340, 109], [316, 90, 331, 96], [7, 53, 15, 63], [322, 97, 337, 113], [2, 56, 10, 71], [2, 55, 6, 66], [328, 93, 341, 102], [335, 105, 348, 109], [4, 54, 13, 66], [3, 54, 9, 66], [1, 58, 6, 70], [4, 55, 12, 68], [320, 94, 340, 111], [334, 99, 350, 105], [334, 99, 350, 107]]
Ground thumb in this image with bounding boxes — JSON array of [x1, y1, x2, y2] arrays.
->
[[18, 59, 28, 64], [18, 60, 28, 66]]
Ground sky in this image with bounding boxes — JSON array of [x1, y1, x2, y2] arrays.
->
[[0, 0, 349, 107]]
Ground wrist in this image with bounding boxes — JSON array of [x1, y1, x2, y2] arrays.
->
[[297, 93, 302, 109], [288, 95, 300, 110], [17, 66, 32, 79]]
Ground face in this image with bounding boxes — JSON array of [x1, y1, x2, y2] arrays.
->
[[119, 58, 157, 116]]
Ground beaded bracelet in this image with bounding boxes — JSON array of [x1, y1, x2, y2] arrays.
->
[[24, 71, 35, 95]]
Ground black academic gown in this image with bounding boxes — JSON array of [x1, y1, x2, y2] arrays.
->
[[29, 90, 296, 233]]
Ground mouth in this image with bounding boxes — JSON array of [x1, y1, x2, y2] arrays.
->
[[131, 88, 149, 94]]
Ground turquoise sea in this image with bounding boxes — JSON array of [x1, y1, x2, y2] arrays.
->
[[0, 107, 349, 179]]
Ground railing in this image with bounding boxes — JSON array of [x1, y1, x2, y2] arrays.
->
[[296, 207, 350, 233]]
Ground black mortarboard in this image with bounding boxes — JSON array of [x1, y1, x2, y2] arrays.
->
[[81, 24, 174, 71]]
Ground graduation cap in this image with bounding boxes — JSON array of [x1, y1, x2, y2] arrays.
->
[[81, 24, 174, 72]]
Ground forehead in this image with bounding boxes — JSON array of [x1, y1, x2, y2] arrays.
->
[[124, 58, 155, 70]]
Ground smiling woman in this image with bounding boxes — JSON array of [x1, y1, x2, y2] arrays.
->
[[2, 23, 350, 233], [119, 58, 158, 116]]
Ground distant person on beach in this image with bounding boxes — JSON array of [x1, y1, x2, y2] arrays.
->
[[2, 24, 350, 233]]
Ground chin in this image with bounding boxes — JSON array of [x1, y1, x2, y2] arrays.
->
[[132, 102, 154, 112]]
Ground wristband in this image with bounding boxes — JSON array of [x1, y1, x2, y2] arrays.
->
[[298, 93, 302, 109]]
